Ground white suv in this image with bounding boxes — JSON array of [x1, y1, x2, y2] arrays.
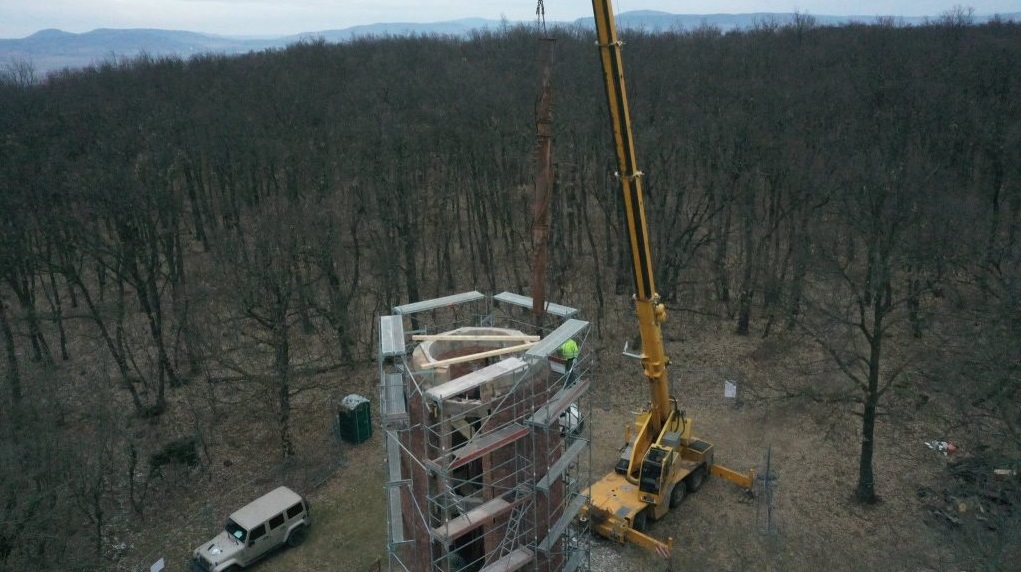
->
[[191, 486, 310, 572]]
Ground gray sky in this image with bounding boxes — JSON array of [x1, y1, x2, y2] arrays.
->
[[1, 1, 1017, 39]]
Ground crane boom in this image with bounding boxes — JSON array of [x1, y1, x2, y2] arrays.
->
[[581, 0, 754, 557], [591, 0, 670, 437]]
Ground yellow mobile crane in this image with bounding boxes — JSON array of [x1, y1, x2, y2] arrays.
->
[[580, 0, 754, 556]]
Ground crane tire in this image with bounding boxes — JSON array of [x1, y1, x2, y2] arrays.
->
[[669, 481, 688, 508], [687, 467, 706, 493], [632, 509, 649, 532]]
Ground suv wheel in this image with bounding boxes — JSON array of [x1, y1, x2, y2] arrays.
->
[[287, 524, 308, 548]]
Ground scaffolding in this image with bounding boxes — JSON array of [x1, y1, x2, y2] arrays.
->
[[379, 291, 591, 572]]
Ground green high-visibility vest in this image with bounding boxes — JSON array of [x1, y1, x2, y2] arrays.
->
[[560, 339, 579, 360]]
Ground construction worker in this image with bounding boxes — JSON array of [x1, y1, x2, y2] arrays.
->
[[560, 338, 579, 385]]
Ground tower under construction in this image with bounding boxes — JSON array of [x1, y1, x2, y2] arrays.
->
[[378, 291, 591, 572]]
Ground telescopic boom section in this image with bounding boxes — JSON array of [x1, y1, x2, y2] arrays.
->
[[591, 0, 671, 431]]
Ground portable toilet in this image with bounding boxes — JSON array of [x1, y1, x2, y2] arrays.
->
[[338, 394, 372, 444]]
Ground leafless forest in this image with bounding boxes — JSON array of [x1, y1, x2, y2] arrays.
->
[[1, 18, 1019, 571]]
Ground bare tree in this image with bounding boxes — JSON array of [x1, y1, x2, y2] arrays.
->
[[208, 197, 344, 458], [801, 144, 939, 502], [0, 294, 20, 406]]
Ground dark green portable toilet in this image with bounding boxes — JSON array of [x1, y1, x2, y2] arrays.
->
[[338, 394, 372, 444]]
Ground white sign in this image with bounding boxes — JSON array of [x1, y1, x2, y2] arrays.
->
[[724, 380, 737, 399], [150, 557, 165, 572]]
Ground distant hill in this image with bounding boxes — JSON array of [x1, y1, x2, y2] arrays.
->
[[2, 11, 1019, 77], [308, 18, 503, 42], [602, 11, 897, 31], [602, 9, 1021, 31], [0, 28, 279, 76]]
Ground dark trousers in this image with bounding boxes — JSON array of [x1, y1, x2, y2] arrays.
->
[[565, 358, 576, 385]]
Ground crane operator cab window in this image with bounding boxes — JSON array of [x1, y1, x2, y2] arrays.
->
[[639, 447, 670, 495]]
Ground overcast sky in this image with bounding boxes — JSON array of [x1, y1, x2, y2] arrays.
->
[[1, 1, 1018, 39]]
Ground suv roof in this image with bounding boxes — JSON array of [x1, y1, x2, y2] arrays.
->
[[230, 486, 303, 529]]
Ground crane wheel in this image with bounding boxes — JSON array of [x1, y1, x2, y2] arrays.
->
[[632, 509, 649, 532], [669, 481, 688, 508], [687, 467, 706, 493]]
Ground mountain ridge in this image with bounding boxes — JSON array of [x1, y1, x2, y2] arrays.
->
[[3, 11, 1019, 77]]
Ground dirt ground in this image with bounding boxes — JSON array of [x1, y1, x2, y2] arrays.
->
[[564, 318, 956, 572], [158, 315, 992, 572]]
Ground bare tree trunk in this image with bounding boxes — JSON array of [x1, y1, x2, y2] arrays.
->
[[67, 263, 150, 417], [273, 298, 295, 458], [907, 268, 923, 338], [6, 274, 52, 364], [736, 185, 755, 335], [857, 293, 885, 504], [0, 295, 21, 406], [318, 219, 361, 364], [95, 258, 107, 302], [44, 255, 70, 361], [712, 180, 734, 307], [394, 180, 422, 328], [787, 206, 811, 328], [183, 160, 210, 251], [125, 229, 180, 390]]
